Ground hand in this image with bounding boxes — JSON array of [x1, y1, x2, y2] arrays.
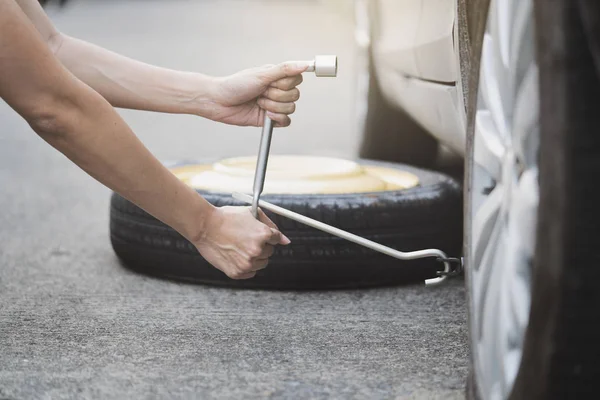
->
[[207, 61, 309, 127], [194, 206, 291, 279]]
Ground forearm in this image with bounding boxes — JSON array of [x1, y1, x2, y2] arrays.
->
[[1, 0, 213, 245], [38, 80, 214, 244], [54, 34, 218, 116]]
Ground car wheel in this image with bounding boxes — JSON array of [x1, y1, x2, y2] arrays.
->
[[465, 0, 600, 398], [109, 156, 462, 289]]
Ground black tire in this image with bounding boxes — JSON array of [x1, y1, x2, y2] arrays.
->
[[358, 55, 439, 168], [109, 159, 462, 290], [464, 0, 600, 398]]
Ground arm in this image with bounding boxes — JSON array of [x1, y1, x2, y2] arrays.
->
[[54, 35, 216, 116], [16, 0, 215, 115], [14, 0, 307, 126], [1, 0, 210, 243], [0, 0, 288, 279]]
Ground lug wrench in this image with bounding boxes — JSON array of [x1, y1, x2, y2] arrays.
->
[[235, 192, 456, 285], [246, 55, 459, 285], [251, 55, 338, 218]]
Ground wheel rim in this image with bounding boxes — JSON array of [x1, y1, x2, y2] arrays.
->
[[468, 0, 540, 397], [169, 156, 420, 194]]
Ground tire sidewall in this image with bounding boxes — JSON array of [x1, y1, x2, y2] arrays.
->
[[463, 1, 559, 399]]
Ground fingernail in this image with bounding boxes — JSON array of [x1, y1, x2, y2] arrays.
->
[[292, 61, 310, 71], [282, 235, 291, 245]]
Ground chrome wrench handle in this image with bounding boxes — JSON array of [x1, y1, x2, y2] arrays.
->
[[234, 192, 451, 285], [251, 114, 274, 219], [250, 55, 337, 219]]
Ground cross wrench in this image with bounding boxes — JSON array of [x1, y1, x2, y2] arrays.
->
[[246, 55, 459, 285], [235, 192, 454, 285]]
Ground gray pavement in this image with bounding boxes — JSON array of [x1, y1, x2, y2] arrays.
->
[[0, 1, 469, 398]]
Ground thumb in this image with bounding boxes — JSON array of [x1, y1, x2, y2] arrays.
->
[[261, 61, 310, 82], [275, 228, 291, 245], [258, 209, 291, 245]]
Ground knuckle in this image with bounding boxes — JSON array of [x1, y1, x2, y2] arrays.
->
[[279, 79, 290, 89], [250, 246, 263, 258], [261, 226, 273, 239], [240, 260, 253, 272], [254, 248, 264, 258], [227, 270, 242, 279]]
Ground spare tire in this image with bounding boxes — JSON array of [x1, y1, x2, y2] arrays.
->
[[109, 157, 462, 289]]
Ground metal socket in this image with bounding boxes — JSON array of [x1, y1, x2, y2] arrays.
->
[[307, 55, 337, 77]]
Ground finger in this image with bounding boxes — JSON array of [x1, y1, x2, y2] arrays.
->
[[262, 61, 310, 81], [233, 271, 257, 280], [251, 258, 269, 271], [258, 244, 275, 259], [264, 228, 282, 246], [258, 98, 296, 115], [257, 208, 277, 229], [270, 75, 303, 90], [258, 209, 291, 244], [263, 87, 300, 103], [266, 112, 291, 128]]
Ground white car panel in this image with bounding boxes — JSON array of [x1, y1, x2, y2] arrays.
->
[[374, 0, 422, 79], [373, 0, 424, 76], [414, 0, 457, 82], [372, 0, 457, 83], [365, 0, 466, 151], [375, 67, 466, 154]]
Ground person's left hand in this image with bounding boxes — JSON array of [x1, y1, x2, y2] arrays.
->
[[206, 61, 309, 127]]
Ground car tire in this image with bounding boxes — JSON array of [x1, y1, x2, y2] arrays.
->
[[109, 159, 462, 289], [357, 54, 439, 169], [464, 0, 600, 398]]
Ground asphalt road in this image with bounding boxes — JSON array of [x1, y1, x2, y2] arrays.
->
[[0, 1, 469, 399]]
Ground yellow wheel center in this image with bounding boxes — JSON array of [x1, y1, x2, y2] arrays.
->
[[170, 155, 419, 194]]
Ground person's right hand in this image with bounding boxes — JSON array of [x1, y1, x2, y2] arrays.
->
[[206, 61, 308, 128], [194, 206, 291, 279]]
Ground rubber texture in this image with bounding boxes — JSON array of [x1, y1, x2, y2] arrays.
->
[[109, 159, 462, 289], [514, 1, 600, 398], [464, 0, 600, 398]]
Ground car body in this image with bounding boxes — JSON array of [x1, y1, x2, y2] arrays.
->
[[354, 0, 468, 156]]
